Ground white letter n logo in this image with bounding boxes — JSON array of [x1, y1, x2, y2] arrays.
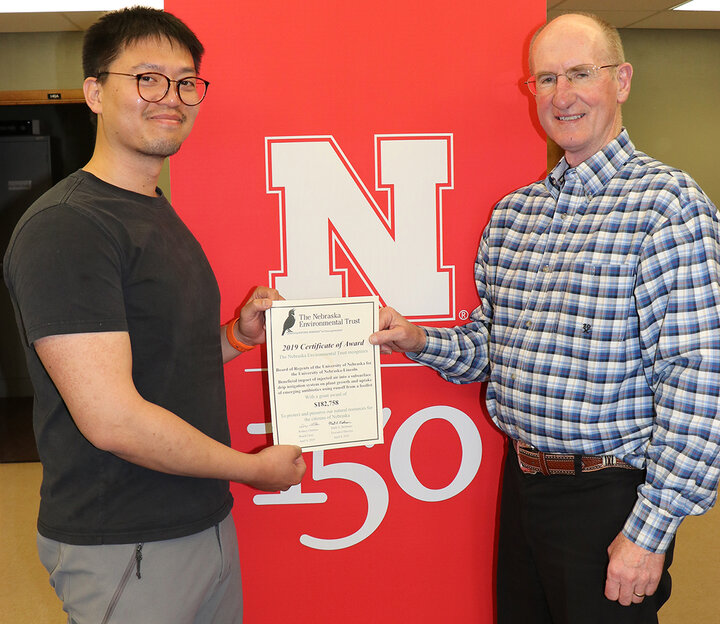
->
[[265, 134, 455, 321]]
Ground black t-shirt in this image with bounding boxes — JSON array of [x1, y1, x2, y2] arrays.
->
[[3, 170, 232, 544]]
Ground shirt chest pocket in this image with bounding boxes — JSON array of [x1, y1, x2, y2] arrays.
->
[[559, 261, 637, 351]]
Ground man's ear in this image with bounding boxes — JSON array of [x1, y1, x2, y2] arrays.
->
[[616, 62, 633, 105], [83, 76, 103, 114]]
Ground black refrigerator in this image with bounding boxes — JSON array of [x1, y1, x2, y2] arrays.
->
[[0, 135, 53, 398]]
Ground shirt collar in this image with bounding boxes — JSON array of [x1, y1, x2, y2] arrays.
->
[[545, 129, 635, 198], [548, 159, 569, 191]]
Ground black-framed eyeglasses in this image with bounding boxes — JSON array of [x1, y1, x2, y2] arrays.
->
[[96, 71, 210, 106], [524, 64, 619, 96]]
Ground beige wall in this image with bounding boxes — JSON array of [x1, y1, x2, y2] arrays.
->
[[621, 27, 720, 624], [0, 31, 172, 198], [0, 31, 84, 90], [620, 28, 719, 206]]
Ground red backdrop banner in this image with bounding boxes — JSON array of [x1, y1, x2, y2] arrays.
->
[[165, 2, 545, 621]]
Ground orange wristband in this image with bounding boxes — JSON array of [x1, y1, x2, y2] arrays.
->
[[226, 317, 255, 352]]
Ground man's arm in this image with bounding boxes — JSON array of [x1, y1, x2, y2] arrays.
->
[[605, 188, 720, 605], [35, 330, 305, 491], [221, 286, 281, 363]]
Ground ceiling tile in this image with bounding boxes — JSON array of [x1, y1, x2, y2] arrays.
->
[[547, 9, 662, 27], [547, 2, 720, 28], [553, 0, 678, 10], [628, 10, 720, 26]]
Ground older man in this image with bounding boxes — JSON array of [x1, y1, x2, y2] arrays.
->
[[370, 13, 720, 624]]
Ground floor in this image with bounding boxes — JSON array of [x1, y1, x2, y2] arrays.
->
[[1, 400, 718, 623], [1, 463, 65, 623], [0, 397, 63, 622]]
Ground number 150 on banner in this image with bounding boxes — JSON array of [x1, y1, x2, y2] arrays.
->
[[247, 404, 483, 550]]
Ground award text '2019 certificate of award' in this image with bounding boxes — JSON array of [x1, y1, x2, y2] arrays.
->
[[265, 296, 383, 452]]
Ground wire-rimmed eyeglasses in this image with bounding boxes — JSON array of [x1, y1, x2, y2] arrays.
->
[[524, 64, 619, 96], [96, 71, 210, 106]]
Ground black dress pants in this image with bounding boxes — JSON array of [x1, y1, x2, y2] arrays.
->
[[497, 445, 674, 624]]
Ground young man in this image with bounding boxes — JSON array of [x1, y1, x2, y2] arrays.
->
[[370, 13, 720, 624], [3, 7, 305, 623]]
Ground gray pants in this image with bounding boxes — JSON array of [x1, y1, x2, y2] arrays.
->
[[38, 514, 243, 624]]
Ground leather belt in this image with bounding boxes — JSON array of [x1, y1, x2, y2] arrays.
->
[[514, 440, 636, 476]]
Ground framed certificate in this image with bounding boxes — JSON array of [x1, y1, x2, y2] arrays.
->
[[265, 296, 383, 451]]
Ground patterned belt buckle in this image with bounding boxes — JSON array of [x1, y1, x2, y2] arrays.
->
[[602, 455, 617, 467]]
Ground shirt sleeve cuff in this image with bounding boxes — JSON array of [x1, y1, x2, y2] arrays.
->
[[406, 326, 450, 363], [405, 326, 435, 357], [622, 496, 683, 554]]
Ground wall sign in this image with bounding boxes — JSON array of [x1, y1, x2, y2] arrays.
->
[[168, 1, 545, 621]]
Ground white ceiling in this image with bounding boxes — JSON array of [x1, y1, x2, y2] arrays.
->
[[0, 2, 719, 33]]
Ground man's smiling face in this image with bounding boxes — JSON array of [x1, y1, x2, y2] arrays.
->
[[530, 15, 632, 167], [95, 37, 200, 160]]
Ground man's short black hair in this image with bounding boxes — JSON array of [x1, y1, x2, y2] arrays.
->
[[83, 6, 204, 79]]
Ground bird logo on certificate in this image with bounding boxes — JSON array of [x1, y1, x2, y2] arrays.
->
[[265, 296, 384, 452]]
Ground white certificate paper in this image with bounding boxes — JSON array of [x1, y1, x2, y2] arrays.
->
[[265, 296, 383, 452]]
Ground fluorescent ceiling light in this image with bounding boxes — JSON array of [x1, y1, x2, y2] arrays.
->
[[0, 0, 163, 11], [673, 0, 720, 10]]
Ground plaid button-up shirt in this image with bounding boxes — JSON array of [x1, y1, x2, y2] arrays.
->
[[411, 130, 720, 552]]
